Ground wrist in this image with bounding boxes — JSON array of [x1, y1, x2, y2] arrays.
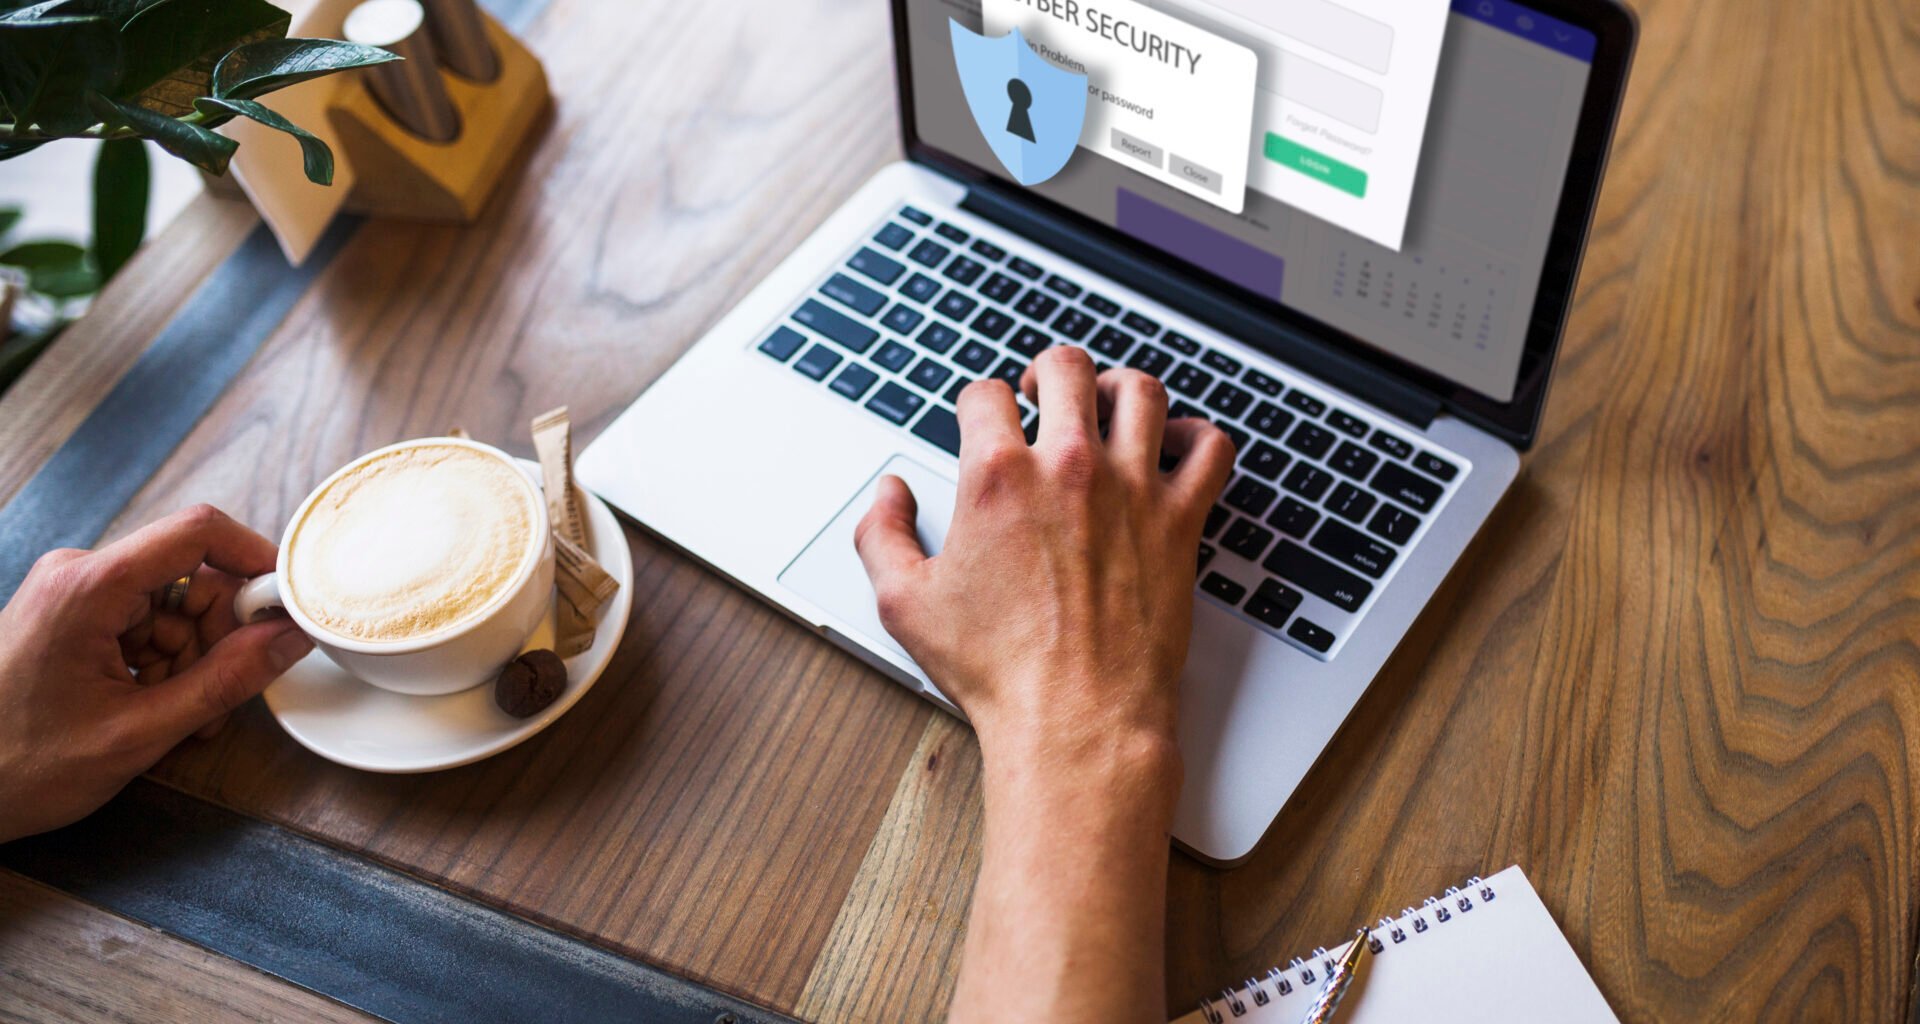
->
[[974, 702, 1184, 825]]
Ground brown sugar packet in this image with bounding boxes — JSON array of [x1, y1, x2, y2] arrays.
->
[[555, 532, 618, 616], [530, 406, 617, 655], [532, 406, 587, 550]]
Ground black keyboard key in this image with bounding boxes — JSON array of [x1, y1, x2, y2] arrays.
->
[[899, 206, 932, 225], [1043, 274, 1082, 299], [934, 290, 978, 321], [1168, 363, 1215, 399], [1242, 369, 1284, 396], [1240, 441, 1291, 481], [1285, 422, 1336, 460], [1052, 307, 1095, 341], [1126, 344, 1174, 377], [1267, 496, 1320, 538], [906, 358, 953, 393], [1245, 579, 1302, 629], [1283, 390, 1327, 417], [911, 404, 962, 455], [900, 272, 941, 303], [1197, 543, 1216, 573], [907, 238, 950, 267], [1007, 325, 1052, 358], [1327, 409, 1368, 438], [1083, 292, 1120, 317], [918, 322, 961, 354], [1311, 519, 1397, 578], [989, 357, 1026, 388], [865, 382, 925, 425], [935, 221, 969, 244], [793, 344, 840, 380], [1222, 518, 1275, 561], [1161, 330, 1201, 356], [1219, 424, 1250, 452], [881, 304, 924, 335], [1204, 504, 1230, 539], [1204, 381, 1253, 419], [953, 340, 996, 371], [1328, 441, 1380, 481], [1282, 463, 1334, 501], [1169, 402, 1207, 421], [1288, 617, 1334, 653], [1326, 482, 1377, 524], [1200, 572, 1247, 604], [1008, 256, 1044, 280], [1263, 542, 1372, 612], [1090, 325, 1134, 359], [1121, 311, 1161, 336], [874, 223, 914, 251], [944, 376, 973, 404], [874, 340, 914, 373], [972, 308, 1015, 340], [822, 273, 886, 316], [1201, 350, 1242, 376], [1248, 401, 1295, 440], [1371, 462, 1443, 513], [794, 299, 878, 353], [830, 363, 878, 400], [1413, 451, 1459, 482], [1225, 476, 1278, 517], [943, 256, 985, 286], [1367, 504, 1419, 544], [970, 238, 1007, 262], [847, 247, 905, 286], [1368, 430, 1414, 460], [758, 326, 806, 362], [979, 272, 1023, 304], [1015, 289, 1061, 322]]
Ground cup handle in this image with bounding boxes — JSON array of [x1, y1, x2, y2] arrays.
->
[[234, 573, 286, 624]]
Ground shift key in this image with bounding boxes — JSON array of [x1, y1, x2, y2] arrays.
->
[[1262, 541, 1372, 612]]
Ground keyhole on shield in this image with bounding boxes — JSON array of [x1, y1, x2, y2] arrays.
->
[[1006, 79, 1036, 142]]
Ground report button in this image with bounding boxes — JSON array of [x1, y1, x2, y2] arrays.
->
[[1264, 135, 1369, 199]]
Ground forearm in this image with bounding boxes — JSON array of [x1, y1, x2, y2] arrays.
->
[[951, 720, 1182, 1024]]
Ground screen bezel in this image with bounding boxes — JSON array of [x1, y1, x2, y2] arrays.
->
[[889, 0, 1638, 448]]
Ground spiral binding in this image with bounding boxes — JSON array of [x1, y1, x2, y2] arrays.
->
[[1195, 874, 1497, 1023]]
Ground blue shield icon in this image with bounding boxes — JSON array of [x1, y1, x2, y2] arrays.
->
[[950, 20, 1088, 186]]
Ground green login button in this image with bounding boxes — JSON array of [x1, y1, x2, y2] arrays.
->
[[1264, 135, 1369, 198]]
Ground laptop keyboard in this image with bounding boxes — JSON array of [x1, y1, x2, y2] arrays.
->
[[754, 205, 1469, 661]]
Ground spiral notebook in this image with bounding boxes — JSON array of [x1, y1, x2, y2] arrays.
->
[[1173, 866, 1618, 1024]]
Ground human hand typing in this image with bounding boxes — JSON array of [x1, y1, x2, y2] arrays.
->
[[0, 505, 313, 843]]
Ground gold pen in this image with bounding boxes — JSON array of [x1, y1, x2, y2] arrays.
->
[[1296, 928, 1371, 1024]]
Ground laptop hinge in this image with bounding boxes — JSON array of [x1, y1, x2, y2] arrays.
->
[[960, 184, 1442, 430]]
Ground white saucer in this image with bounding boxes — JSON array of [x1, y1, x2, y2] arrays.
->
[[263, 461, 635, 773]]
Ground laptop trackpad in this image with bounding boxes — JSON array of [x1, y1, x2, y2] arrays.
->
[[778, 455, 957, 667]]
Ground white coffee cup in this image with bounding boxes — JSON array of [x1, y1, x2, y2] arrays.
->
[[236, 437, 554, 696]]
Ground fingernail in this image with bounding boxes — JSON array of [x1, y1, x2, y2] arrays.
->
[[269, 627, 315, 672]]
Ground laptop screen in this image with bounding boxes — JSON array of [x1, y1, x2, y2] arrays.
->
[[900, 0, 1604, 406]]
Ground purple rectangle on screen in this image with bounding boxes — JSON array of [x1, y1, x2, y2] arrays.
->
[[1451, 0, 1597, 62], [1114, 189, 1285, 300]]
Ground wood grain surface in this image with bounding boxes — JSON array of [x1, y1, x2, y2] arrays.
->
[[0, 869, 378, 1024], [3, 0, 1917, 1021]]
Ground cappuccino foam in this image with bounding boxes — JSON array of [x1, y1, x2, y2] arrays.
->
[[288, 443, 539, 643]]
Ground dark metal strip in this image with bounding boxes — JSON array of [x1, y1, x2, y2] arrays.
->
[[0, 779, 797, 1024]]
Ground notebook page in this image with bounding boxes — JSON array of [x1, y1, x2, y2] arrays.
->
[[1172, 865, 1617, 1023]]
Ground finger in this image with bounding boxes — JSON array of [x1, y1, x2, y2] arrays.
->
[[92, 505, 277, 597], [955, 379, 1025, 472], [1162, 418, 1236, 513], [195, 713, 231, 740], [1096, 369, 1169, 470], [130, 619, 313, 747], [852, 476, 928, 632], [1021, 346, 1099, 448]]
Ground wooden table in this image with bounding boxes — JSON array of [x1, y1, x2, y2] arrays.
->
[[4, 0, 1918, 1020]]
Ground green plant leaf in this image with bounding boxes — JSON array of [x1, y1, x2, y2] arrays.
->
[[92, 136, 148, 280], [114, 0, 289, 113], [86, 91, 236, 175], [192, 96, 330, 185], [0, 238, 98, 297], [0, 239, 86, 268], [0, 206, 20, 238], [0, 14, 123, 134], [212, 37, 399, 101]]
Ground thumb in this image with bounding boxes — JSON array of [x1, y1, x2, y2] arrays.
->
[[853, 475, 928, 597], [136, 619, 314, 745]]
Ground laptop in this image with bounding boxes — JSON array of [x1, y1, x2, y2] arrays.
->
[[578, 0, 1636, 864]]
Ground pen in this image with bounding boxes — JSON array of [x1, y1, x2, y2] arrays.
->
[[1297, 927, 1371, 1024]]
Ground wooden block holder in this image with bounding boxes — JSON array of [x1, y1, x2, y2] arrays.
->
[[327, 10, 549, 223]]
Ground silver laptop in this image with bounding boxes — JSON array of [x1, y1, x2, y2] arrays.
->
[[579, 0, 1636, 864]]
